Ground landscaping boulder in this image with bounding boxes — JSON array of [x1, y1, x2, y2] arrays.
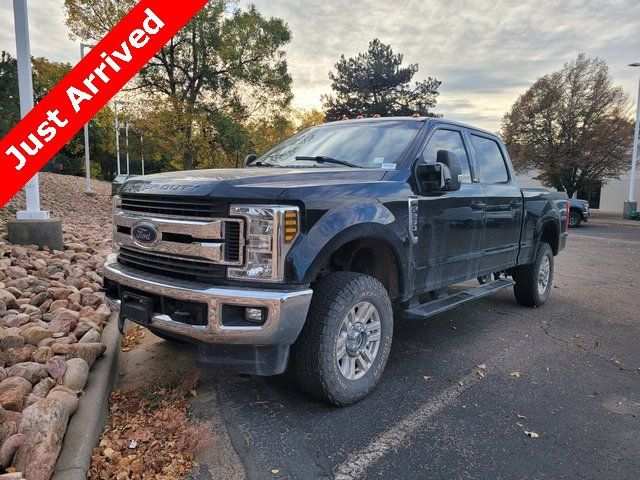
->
[[61, 357, 89, 392], [21, 326, 52, 346], [18, 398, 69, 440], [0, 433, 26, 467], [79, 328, 101, 343], [31, 346, 53, 364], [46, 308, 79, 335], [0, 334, 24, 352], [44, 356, 66, 380], [0, 345, 36, 367], [6, 363, 48, 385], [51, 342, 105, 367], [12, 428, 62, 480], [47, 388, 79, 416], [31, 378, 56, 398]]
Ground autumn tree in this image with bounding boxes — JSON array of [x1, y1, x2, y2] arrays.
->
[[0, 52, 119, 178], [64, 0, 293, 170], [501, 54, 634, 198], [322, 39, 441, 121]]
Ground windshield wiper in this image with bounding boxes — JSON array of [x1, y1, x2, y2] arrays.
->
[[295, 156, 363, 169]]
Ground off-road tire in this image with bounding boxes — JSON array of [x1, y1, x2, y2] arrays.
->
[[291, 272, 393, 406], [512, 242, 554, 307]]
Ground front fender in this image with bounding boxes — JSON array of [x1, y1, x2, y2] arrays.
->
[[287, 201, 407, 285]]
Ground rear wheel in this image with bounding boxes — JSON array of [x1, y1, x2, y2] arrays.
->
[[512, 242, 554, 307], [291, 272, 393, 406]]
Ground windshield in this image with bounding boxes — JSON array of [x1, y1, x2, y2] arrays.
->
[[255, 120, 422, 169]]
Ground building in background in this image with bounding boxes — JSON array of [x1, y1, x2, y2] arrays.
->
[[516, 166, 640, 213]]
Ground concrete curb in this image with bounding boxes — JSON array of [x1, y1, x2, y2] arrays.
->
[[52, 313, 121, 480], [588, 220, 640, 229]]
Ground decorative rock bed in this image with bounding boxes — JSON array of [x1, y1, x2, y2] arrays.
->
[[0, 174, 114, 479]]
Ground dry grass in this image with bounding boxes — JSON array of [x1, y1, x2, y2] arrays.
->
[[121, 325, 146, 352], [89, 372, 214, 480]]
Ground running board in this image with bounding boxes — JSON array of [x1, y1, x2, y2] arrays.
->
[[404, 278, 515, 319]]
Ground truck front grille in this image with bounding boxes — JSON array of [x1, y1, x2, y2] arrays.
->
[[118, 247, 227, 283], [121, 194, 226, 219]]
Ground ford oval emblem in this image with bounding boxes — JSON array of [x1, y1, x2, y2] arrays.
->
[[131, 222, 161, 248]]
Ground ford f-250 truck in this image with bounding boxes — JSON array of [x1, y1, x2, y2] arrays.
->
[[104, 117, 568, 406]]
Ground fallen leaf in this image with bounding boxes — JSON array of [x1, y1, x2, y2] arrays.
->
[[516, 413, 527, 419], [477, 364, 487, 370], [271, 469, 280, 474], [190, 389, 198, 397], [524, 431, 539, 438], [475, 369, 485, 378], [423, 376, 431, 382], [380, 438, 392, 445], [510, 371, 522, 378], [612, 358, 622, 369]]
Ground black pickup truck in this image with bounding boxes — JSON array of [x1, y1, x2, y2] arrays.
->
[[104, 117, 568, 405]]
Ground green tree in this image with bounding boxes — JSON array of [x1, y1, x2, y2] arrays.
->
[[322, 39, 441, 121], [64, 0, 293, 171], [501, 54, 634, 198]]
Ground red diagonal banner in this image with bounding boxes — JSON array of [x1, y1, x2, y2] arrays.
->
[[0, 0, 208, 207]]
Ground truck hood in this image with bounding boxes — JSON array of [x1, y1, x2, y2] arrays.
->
[[120, 167, 388, 200]]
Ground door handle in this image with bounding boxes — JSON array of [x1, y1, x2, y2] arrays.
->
[[471, 202, 487, 211]]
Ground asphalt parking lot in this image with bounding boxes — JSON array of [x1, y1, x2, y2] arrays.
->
[[129, 223, 640, 480]]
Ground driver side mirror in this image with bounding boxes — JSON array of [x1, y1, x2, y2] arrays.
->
[[243, 154, 258, 168], [415, 150, 462, 193]]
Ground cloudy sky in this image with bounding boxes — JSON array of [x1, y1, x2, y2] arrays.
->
[[1, 0, 639, 131]]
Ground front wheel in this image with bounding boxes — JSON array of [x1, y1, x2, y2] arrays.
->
[[291, 272, 393, 406], [512, 242, 554, 307], [569, 210, 582, 228]]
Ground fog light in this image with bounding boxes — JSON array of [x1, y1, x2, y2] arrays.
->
[[245, 307, 266, 323]]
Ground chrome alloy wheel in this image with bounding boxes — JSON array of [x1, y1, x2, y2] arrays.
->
[[336, 301, 381, 380], [537, 255, 551, 295]]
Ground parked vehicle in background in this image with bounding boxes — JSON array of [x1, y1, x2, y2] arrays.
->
[[567, 199, 589, 227], [104, 117, 568, 406]]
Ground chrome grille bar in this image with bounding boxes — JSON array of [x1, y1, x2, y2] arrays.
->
[[115, 232, 225, 263], [113, 211, 244, 267]]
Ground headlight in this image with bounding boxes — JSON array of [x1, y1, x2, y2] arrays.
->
[[228, 205, 300, 282]]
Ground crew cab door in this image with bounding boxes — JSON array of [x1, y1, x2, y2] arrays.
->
[[467, 132, 523, 272], [413, 127, 486, 291]]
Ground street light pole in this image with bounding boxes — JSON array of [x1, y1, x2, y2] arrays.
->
[[13, 0, 48, 220], [140, 135, 145, 175], [8, 0, 62, 251], [624, 63, 640, 219], [80, 42, 96, 195], [125, 123, 130, 175], [114, 101, 121, 176]]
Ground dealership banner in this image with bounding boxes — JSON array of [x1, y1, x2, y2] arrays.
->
[[0, 0, 208, 207]]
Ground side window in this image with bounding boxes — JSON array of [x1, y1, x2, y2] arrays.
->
[[421, 129, 472, 183], [471, 135, 509, 184]]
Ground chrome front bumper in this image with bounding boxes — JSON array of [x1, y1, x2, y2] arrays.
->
[[103, 255, 313, 346]]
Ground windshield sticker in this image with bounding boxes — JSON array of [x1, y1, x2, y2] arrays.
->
[[373, 157, 385, 164], [381, 163, 397, 170]]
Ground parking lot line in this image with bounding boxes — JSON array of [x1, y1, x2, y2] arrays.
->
[[333, 370, 479, 479], [333, 341, 537, 480]]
